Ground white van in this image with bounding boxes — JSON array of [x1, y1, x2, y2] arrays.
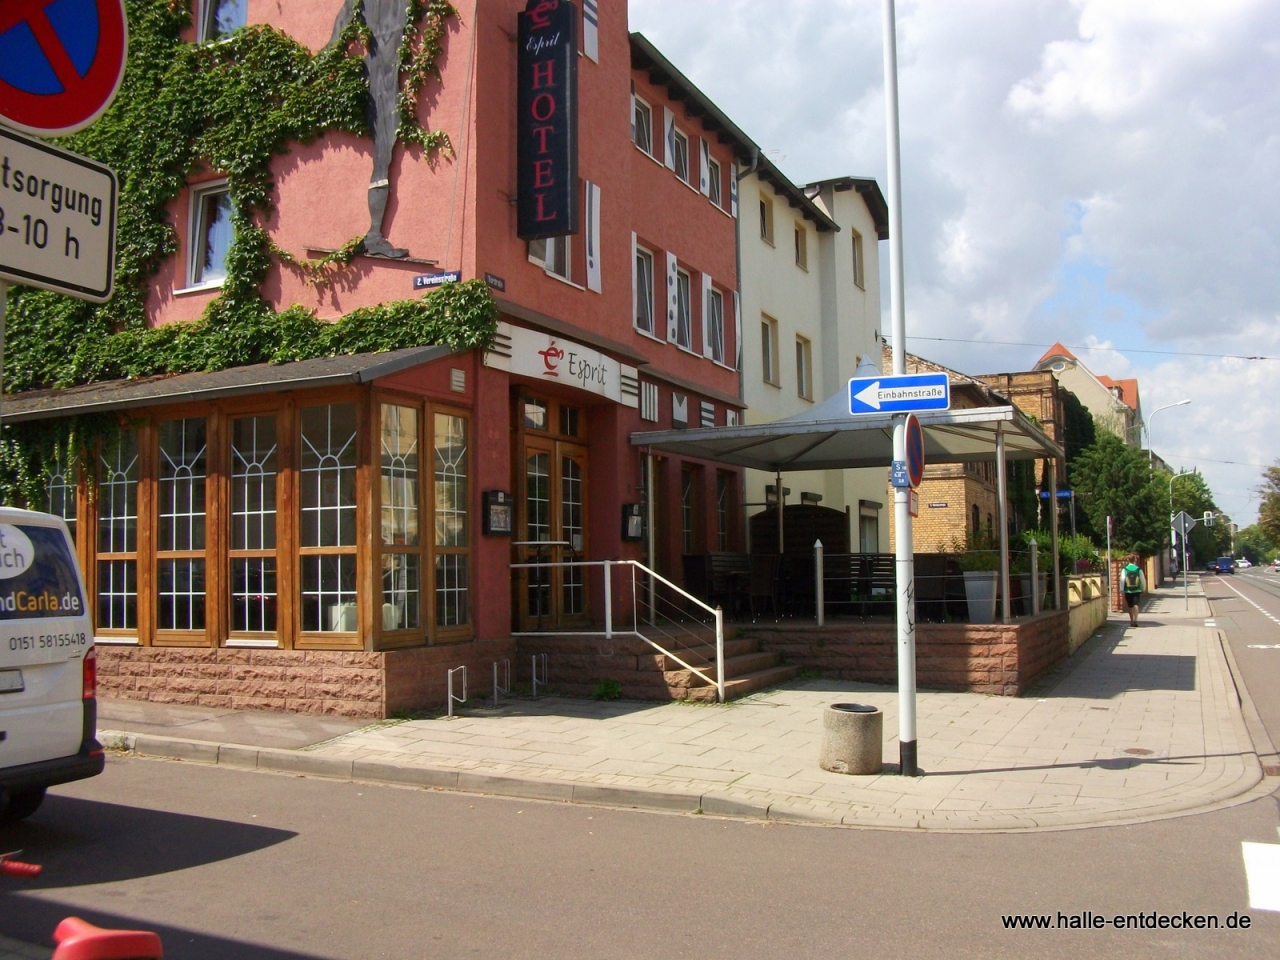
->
[[0, 507, 102, 823]]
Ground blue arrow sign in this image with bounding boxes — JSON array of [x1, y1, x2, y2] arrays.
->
[[849, 373, 950, 414]]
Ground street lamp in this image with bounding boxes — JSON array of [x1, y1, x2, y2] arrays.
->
[[1147, 399, 1190, 467]]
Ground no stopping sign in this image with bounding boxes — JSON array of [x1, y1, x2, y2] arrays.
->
[[0, 0, 129, 137]]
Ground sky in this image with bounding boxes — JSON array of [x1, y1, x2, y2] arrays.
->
[[628, 0, 1280, 526]]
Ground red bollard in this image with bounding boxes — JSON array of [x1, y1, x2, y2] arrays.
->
[[51, 918, 163, 960]]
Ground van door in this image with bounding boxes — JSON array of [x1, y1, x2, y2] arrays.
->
[[0, 519, 92, 769]]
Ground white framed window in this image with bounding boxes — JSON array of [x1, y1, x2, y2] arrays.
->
[[796, 335, 813, 400], [674, 268, 692, 349], [528, 236, 570, 281], [759, 196, 774, 245], [188, 181, 232, 289], [672, 128, 690, 184], [761, 314, 779, 386], [794, 222, 808, 270], [632, 96, 653, 156], [707, 287, 725, 364], [851, 228, 865, 289], [199, 0, 247, 42], [708, 156, 722, 207], [634, 245, 655, 334]]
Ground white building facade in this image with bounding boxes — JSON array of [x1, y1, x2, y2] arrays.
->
[[738, 169, 891, 552]]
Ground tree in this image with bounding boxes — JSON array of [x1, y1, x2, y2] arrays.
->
[[1238, 525, 1279, 565], [1260, 462, 1280, 543], [1168, 470, 1231, 562], [1046, 387, 1097, 535], [1071, 432, 1167, 556]]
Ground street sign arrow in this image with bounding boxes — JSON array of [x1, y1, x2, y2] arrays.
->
[[849, 372, 950, 415]]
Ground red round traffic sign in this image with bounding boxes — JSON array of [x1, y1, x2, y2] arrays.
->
[[0, 0, 128, 137], [905, 413, 925, 489]]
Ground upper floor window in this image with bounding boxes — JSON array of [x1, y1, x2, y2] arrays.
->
[[632, 96, 653, 156], [707, 287, 725, 364], [796, 335, 813, 401], [188, 182, 232, 289], [707, 156, 722, 207], [528, 236, 570, 282], [634, 246, 655, 334], [759, 196, 774, 245], [199, 0, 247, 42], [674, 268, 692, 350], [794, 222, 808, 270], [761, 314, 779, 386], [851, 228, 865, 289], [672, 128, 690, 184]]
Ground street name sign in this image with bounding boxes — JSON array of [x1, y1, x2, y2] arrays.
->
[[0, 126, 117, 301], [0, 0, 129, 137], [849, 372, 950, 414]]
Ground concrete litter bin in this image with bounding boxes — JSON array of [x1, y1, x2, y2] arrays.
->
[[819, 703, 883, 775]]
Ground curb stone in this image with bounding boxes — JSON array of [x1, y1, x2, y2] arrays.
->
[[1217, 629, 1280, 775]]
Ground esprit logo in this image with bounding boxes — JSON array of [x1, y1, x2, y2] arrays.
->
[[0, 525, 34, 580], [538, 343, 565, 376], [527, 0, 559, 29]]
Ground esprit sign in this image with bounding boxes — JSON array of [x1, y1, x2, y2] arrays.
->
[[485, 322, 639, 408], [516, 0, 578, 240]]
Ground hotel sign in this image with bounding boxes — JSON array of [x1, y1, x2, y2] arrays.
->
[[485, 322, 639, 408], [517, 0, 578, 239]]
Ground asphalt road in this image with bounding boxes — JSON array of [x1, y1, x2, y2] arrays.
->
[[2, 757, 1278, 960], [1205, 568, 1280, 753]]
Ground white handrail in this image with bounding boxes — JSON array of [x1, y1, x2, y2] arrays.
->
[[617, 559, 719, 619], [507, 557, 726, 702]]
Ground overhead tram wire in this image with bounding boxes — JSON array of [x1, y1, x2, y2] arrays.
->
[[904, 336, 1276, 362]]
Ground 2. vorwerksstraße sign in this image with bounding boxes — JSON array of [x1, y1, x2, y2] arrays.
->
[[0, 126, 117, 302]]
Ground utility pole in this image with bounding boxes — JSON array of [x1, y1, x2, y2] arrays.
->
[[882, 0, 917, 777]]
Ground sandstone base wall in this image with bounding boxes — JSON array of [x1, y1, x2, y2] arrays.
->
[[97, 639, 518, 719], [741, 611, 1069, 696]]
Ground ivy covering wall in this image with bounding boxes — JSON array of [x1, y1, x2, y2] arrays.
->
[[2, 0, 497, 504]]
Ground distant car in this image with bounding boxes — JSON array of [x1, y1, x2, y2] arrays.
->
[[1212, 557, 1236, 574], [1272, 558, 1280, 571], [1237, 558, 1252, 569]]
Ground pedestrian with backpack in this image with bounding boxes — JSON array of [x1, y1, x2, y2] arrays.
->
[[1122, 554, 1147, 626]]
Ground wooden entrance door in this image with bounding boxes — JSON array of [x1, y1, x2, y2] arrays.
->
[[516, 437, 589, 631]]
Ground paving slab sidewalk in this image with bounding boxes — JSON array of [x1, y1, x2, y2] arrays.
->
[[100, 579, 1276, 831]]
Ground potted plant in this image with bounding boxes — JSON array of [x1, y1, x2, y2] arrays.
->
[[950, 535, 1000, 624]]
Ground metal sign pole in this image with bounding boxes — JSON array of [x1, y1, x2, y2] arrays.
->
[[882, 0, 916, 776], [0, 281, 6, 435]]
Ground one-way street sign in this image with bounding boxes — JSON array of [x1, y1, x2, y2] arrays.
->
[[849, 372, 950, 414]]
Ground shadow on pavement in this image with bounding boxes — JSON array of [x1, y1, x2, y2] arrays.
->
[[0, 900, 331, 960], [0, 794, 295, 888]]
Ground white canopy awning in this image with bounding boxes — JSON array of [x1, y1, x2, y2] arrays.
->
[[629, 388, 1063, 471]]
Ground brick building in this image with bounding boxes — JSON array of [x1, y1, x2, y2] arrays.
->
[[3, 1, 777, 715]]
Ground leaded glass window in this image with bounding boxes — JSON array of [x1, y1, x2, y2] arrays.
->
[[301, 404, 358, 632]]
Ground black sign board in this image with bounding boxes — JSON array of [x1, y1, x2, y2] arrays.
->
[[517, 0, 578, 240]]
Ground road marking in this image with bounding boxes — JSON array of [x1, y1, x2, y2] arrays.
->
[[1219, 578, 1280, 627], [1205, 620, 1217, 627], [1247, 645, 1280, 649], [1243, 840, 1280, 911]]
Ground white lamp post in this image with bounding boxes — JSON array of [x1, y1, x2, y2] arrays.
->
[[1147, 399, 1190, 467]]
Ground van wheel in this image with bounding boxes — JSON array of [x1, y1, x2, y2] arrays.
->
[[0, 787, 46, 823]]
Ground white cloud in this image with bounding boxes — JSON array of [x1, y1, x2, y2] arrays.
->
[[628, 0, 1280, 522]]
